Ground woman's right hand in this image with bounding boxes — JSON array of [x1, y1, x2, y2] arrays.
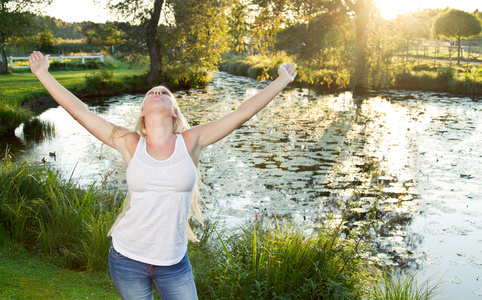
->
[[29, 51, 50, 76]]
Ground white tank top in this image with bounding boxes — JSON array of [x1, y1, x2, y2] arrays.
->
[[111, 134, 197, 266]]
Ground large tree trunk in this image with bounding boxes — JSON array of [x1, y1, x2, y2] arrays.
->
[[350, 0, 371, 95], [0, 37, 10, 74], [145, 0, 165, 84]]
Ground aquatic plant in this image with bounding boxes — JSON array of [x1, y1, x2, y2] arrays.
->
[[191, 219, 372, 299], [23, 117, 55, 142], [368, 269, 444, 300], [0, 103, 33, 137]]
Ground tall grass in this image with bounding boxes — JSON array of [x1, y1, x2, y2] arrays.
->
[[22, 117, 55, 142], [368, 269, 444, 300], [0, 103, 33, 136], [191, 220, 372, 299], [0, 155, 123, 270]]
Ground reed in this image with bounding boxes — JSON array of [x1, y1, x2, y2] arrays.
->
[[0, 103, 33, 136], [368, 269, 444, 300], [191, 220, 371, 299], [0, 155, 122, 270], [23, 117, 55, 142]]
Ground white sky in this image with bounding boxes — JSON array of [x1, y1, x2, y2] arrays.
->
[[43, 0, 112, 23], [44, 0, 481, 23], [374, 0, 481, 19]]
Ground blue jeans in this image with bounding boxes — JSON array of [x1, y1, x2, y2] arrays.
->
[[108, 244, 198, 300]]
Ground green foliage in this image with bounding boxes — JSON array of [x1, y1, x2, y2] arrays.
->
[[192, 220, 371, 299], [77, 69, 125, 97], [82, 21, 125, 48], [368, 269, 444, 300], [0, 0, 53, 73], [22, 117, 55, 142], [433, 9, 482, 40], [48, 60, 114, 71], [0, 103, 33, 137], [0, 157, 123, 271]]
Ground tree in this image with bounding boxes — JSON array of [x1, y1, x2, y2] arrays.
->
[[345, 0, 376, 94], [228, 0, 250, 53], [433, 9, 482, 63], [107, 0, 166, 84], [108, 0, 229, 86], [82, 21, 125, 50], [0, 0, 52, 74]]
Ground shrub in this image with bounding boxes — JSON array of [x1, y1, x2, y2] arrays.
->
[[49, 61, 113, 71], [77, 69, 125, 97]]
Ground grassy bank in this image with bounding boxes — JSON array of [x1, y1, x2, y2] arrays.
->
[[220, 53, 482, 97], [0, 58, 148, 137], [0, 242, 118, 299], [0, 155, 444, 299]]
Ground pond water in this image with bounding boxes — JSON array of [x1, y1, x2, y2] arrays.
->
[[4, 71, 482, 298]]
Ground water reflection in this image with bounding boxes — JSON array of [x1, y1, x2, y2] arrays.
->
[[5, 72, 482, 297]]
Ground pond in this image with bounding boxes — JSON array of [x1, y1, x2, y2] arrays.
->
[[4, 71, 482, 298]]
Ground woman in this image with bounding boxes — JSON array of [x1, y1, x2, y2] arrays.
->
[[28, 51, 296, 300]]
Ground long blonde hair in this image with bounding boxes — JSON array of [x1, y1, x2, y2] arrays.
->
[[108, 86, 204, 242]]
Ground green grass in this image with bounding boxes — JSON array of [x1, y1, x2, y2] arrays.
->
[[0, 156, 123, 271], [0, 243, 119, 299], [0, 67, 145, 107], [191, 220, 372, 299]]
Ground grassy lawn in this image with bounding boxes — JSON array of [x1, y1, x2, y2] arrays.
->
[[0, 63, 146, 106], [0, 246, 120, 299]]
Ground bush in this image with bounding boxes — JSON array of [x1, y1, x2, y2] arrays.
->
[[49, 60, 114, 71], [76, 69, 125, 97]]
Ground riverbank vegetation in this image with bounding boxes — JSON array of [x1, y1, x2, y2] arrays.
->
[[0, 153, 444, 299]]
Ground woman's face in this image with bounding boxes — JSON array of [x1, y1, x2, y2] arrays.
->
[[142, 87, 177, 119]]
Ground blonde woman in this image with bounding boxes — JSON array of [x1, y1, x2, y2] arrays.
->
[[29, 50, 296, 300]]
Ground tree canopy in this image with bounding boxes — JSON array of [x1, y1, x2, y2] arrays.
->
[[0, 0, 53, 74], [433, 9, 482, 61]]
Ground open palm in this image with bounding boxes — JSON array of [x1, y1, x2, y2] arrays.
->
[[29, 51, 50, 75]]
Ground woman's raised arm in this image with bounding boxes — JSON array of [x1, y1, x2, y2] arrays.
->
[[183, 63, 296, 162], [28, 51, 132, 157]]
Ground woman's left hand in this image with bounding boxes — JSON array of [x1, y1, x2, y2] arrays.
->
[[278, 63, 297, 83]]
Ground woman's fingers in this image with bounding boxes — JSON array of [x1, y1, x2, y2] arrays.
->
[[280, 63, 297, 82]]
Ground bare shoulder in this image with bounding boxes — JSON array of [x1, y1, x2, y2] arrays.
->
[[181, 128, 200, 151], [125, 132, 140, 154]]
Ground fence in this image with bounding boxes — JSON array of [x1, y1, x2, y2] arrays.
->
[[398, 41, 482, 61], [8, 54, 105, 69]]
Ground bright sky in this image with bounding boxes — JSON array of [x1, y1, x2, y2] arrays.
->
[[43, 0, 112, 23], [44, 0, 481, 23], [373, 0, 481, 19]]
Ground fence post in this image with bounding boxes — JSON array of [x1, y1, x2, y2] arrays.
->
[[60, 55, 63, 63], [82, 55, 85, 64], [100, 54, 104, 62], [9, 56, 13, 68]]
